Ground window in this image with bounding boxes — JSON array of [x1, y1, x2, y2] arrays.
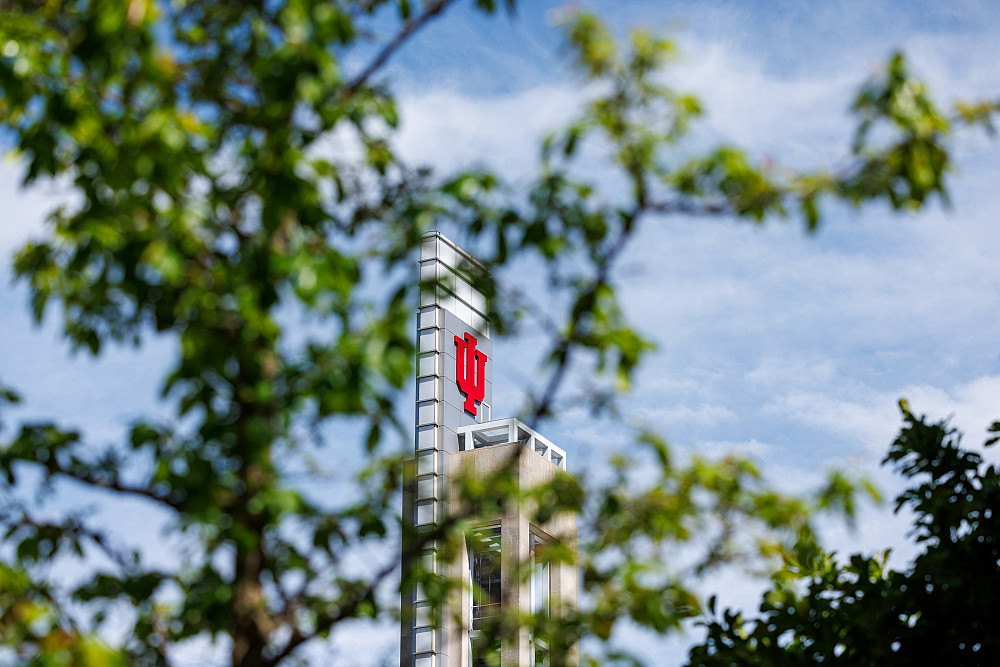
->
[[530, 533, 550, 666], [470, 526, 502, 667], [471, 634, 500, 667], [530, 533, 550, 617], [470, 526, 501, 628]]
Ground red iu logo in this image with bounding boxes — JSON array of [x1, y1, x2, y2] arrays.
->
[[454, 332, 487, 416]]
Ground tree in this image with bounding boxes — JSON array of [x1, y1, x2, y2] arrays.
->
[[0, 1, 994, 665], [686, 404, 1000, 666]]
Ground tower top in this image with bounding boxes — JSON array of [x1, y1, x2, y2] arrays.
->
[[405, 232, 577, 667], [419, 231, 490, 337]]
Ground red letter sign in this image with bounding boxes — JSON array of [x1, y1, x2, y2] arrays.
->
[[454, 333, 487, 416]]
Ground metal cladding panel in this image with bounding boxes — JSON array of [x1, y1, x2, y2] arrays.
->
[[415, 425, 437, 451], [415, 500, 436, 526], [416, 377, 436, 402], [416, 477, 435, 499], [417, 329, 438, 353], [441, 378, 466, 415], [440, 403, 466, 434], [416, 451, 436, 476], [439, 427, 460, 455], [416, 401, 437, 427], [414, 629, 435, 653], [442, 309, 491, 357], [415, 603, 432, 628], [417, 307, 440, 330], [417, 352, 438, 378]]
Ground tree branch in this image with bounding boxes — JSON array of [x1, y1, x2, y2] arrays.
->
[[646, 199, 732, 216], [265, 448, 529, 666], [344, 0, 458, 95], [523, 194, 741, 428], [527, 210, 638, 428], [263, 520, 447, 666], [41, 463, 183, 512]]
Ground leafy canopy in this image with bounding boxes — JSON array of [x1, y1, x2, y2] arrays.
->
[[0, 1, 996, 666], [688, 406, 1000, 666]]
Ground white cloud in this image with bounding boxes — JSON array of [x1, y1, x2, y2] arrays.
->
[[694, 437, 777, 460], [766, 374, 1000, 455], [667, 39, 857, 165], [633, 402, 738, 429], [746, 356, 839, 389], [396, 85, 581, 179], [764, 389, 900, 451]]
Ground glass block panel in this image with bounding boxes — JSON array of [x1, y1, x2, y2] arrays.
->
[[415, 500, 435, 525], [416, 400, 437, 426], [414, 628, 434, 653], [418, 329, 438, 353], [417, 452, 436, 475], [418, 352, 438, 377], [416, 425, 437, 450], [421, 235, 437, 260], [416, 476, 435, 499], [417, 377, 438, 401]]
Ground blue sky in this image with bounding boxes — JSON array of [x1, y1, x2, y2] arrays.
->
[[2, 1, 1000, 664]]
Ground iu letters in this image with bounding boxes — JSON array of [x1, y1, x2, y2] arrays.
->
[[454, 332, 486, 416]]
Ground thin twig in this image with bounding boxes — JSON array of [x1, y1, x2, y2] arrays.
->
[[523, 194, 741, 428], [42, 464, 183, 511], [527, 212, 637, 429], [344, 0, 458, 95]]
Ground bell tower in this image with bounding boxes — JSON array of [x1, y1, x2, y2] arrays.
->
[[401, 232, 577, 667]]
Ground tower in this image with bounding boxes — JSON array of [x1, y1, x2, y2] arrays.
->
[[401, 232, 578, 667]]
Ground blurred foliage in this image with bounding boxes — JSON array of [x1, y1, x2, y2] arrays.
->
[[0, 1, 995, 666], [0, 560, 125, 666], [687, 404, 1000, 666]]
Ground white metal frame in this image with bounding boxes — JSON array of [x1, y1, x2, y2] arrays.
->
[[456, 418, 567, 471]]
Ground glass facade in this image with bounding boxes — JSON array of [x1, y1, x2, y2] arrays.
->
[[472, 635, 501, 667], [531, 533, 550, 617], [470, 526, 502, 666], [470, 526, 502, 627], [530, 533, 550, 666], [469, 526, 500, 630]]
